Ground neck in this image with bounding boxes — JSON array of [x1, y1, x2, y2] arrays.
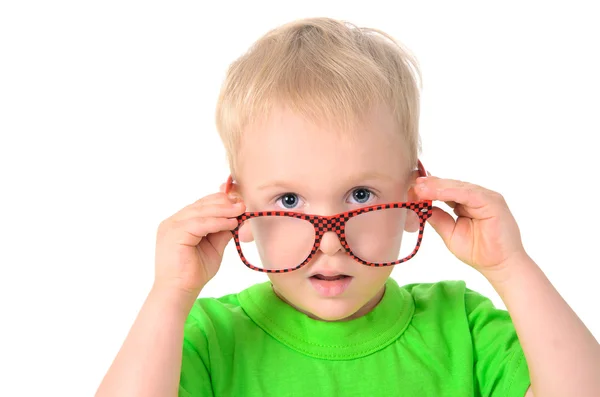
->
[[272, 284, 386, 322]]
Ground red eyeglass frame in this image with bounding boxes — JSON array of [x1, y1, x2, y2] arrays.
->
[[224, 160, 433, 273]]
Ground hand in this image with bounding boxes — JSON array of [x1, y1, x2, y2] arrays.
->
[[153, 189, 245, 297], [414, 176, 526, 279]]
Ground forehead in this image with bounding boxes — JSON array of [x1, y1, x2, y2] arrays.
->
[[236, 106, 411, 188]]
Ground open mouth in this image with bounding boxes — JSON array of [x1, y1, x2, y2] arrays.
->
[[309, 274, 353, 297], [311, 274, 351, 281]]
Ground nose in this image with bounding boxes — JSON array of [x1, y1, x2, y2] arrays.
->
[[318, 231, 343, 256]]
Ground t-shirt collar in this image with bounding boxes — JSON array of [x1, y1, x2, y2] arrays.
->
[[238, 277, 415, 360]]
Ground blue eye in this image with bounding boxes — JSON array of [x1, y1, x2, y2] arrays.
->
[[351, 188, 372, 204], [278, 193, 299, 209]]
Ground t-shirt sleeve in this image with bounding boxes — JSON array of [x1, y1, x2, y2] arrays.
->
[[178, 304, 215, 397], [465, 288, 531, 397]]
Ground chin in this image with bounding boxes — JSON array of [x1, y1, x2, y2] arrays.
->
[[305, 299, 363, 322]]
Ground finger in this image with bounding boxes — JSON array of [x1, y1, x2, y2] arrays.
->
[[191, 192, 231, 206], [190, 192, 242, 210], [445, 201, 457, 209], [453, 204, 471, 218], [206, 230, 234, 257], [415, 177, 490, 209], [420, 174, 456, 209], [174, 202, 246, 222], [426, 206, 457, 248], [174, 217, 239, 247]]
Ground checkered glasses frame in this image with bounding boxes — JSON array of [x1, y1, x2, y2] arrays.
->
[[225, 160, 433, 273]]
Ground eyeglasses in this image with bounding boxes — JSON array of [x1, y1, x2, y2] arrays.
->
[[225, 161, 433, 273]]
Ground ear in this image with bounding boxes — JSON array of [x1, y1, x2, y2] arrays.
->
[[404, 170, 422, 233], [221, 178, 245, 205], [223, 177, 240, 196], [226, 180, 253, 242]]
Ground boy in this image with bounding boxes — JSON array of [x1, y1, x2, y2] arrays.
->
[[95, 18, 600, 396]]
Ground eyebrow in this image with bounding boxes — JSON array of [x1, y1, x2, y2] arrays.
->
[[256, 171, 396, 191]]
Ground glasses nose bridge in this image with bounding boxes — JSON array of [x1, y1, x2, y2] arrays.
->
[[317, 214, 346, 235], [315, 215, 346, 256]]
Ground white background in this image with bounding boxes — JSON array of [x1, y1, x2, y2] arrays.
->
[[1, 1, 599, 396]]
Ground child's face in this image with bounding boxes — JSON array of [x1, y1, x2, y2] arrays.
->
[[235, 105, 416, 321]]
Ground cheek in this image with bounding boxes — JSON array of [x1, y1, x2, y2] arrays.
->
[[238, 222, 254, 243], [358, 265, 393, 281], [344, 207, 423, 263], [268, 273, 305, 303], [251, 218, 315, 269], [346, 210, 406, 261], [404, 211, 420, 233]]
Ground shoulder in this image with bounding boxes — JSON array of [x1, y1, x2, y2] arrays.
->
[[401, 279, 471, 309], [401, 279, 494, 308], [402, 279, 468, 296], [186, 289, 247, 326], [190, 291, 243, 318], [184, 287, 256, 344], [398, 279, 503, 329]]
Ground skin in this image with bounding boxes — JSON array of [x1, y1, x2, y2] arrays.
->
[[233, 105, 420, 321], [413, 177, 600, 396], [95, 104, 600, 397]]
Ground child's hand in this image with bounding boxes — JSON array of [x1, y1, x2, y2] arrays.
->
[[414, 176, 526, 279], [153, 189, 245, 297]]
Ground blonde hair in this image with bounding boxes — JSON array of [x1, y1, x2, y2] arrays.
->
[[215, 17, 422, 176]]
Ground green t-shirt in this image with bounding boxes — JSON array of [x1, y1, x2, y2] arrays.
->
[[179, 278, 530, 396]]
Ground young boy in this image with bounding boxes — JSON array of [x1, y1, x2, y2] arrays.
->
[[96, 18, 600, 397]]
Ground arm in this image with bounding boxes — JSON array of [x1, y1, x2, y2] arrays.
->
[[489, 252, 600, 397], [414, 175, 600, 397], [95, 288, 196, 397], [95, 190, 243, 396]]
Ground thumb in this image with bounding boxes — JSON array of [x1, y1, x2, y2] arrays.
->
[[206, 230, 234, 257], [427, 207, 456, 248]]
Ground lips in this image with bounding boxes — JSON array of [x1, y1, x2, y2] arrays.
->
[[309, 273, 353, 297], [311, 274, 350, 281]]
